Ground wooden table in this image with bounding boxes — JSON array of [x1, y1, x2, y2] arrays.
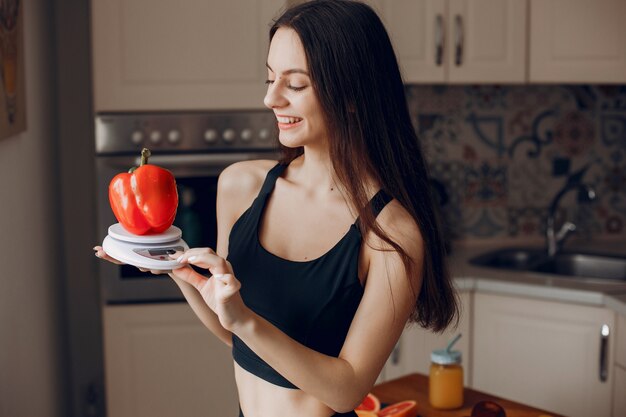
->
[[371, 374, 566, 417]]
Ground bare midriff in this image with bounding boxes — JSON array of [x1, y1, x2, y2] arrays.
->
[[234, 361, 337, 417]]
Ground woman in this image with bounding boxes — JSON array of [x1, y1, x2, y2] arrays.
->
[[95, 1, 458, 416]]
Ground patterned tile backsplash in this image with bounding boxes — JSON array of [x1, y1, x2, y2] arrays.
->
[[406, 85, 626, 241]]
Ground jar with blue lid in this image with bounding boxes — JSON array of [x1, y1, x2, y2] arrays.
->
[[429, 334, 464, 409]]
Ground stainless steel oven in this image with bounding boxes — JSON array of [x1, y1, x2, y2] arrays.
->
[[95, 111, 279, 304]]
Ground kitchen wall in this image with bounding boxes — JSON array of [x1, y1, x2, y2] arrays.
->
[[0, 0, 67, 416], [54, 0, 104, 412], [407, 84, 626, 242]]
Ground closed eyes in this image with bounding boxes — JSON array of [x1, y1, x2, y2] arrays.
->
[[265, 79, 307, 92]]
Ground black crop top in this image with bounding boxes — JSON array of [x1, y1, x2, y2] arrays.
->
[[226, 162, 392, 389]]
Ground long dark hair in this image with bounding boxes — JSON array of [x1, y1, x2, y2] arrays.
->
[[270, 0, 458, 332]]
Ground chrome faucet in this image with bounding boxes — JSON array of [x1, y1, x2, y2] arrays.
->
[[545, 164, 597, 257]]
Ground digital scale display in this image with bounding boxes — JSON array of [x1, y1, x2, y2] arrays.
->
[[134, 246, 186, 260]]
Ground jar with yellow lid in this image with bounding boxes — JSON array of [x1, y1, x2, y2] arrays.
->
[[429, 346, 463, 409]]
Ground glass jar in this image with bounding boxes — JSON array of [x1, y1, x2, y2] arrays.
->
[[428, 349, 463, 409]]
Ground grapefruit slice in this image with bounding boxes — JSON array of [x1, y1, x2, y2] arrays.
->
[[355, 411, 378, 417], [355, 393, 381, 413], [378, 400, 419, 417]]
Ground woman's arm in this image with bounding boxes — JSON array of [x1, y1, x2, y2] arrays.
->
[[164, 163, 240, 347], [95, 161, 269, 347], [93, 245, 233, 345], [228, 201, 424, 412], [167, 160, 275, 347], [169, 273, 233, 346]]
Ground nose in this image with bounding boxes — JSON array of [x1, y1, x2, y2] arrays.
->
[[263, 81, 289, 109]]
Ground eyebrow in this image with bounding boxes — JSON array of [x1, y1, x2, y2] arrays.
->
[[266, 63, 309, 76]]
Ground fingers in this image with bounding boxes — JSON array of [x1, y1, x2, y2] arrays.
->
[[213, 273, 241, 293], [93, 246, 125, 265], [94, 245, 167, 274], [139, 267, 169, 275], [170, 264, 210, 289], [171, 247, 233, 275], [168, 248, 185, 259], [170, 266, 238, 296], [198, 273, 241, 303]]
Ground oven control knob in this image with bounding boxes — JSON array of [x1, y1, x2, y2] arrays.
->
[[168, 130, 181, 144], [223, 129, 236, 143], [149, 130, 162, 144], [204, 129, 218, 143], [131, 130, 144, 145], [258, 128, 270, 141], [241, 129, 253, 142]]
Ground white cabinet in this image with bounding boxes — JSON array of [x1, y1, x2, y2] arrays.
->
[[91, 0, 626, 110], [91, 0, 285, 111], [369, 0, 626, 84], [614, 366, 626, 417], [103, 304, 238, 417], [616, 312, 626, 368], [382, 291, 472, 386], [530, 0, 626, 83], [614, 313, 626, 417], [473, 293, 615, 417], [367, 0, 527, 83]]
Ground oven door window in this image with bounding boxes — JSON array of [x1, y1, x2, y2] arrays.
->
[[120, 176, 218, 279]]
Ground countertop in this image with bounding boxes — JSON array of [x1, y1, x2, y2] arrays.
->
[[446, 235, 626, 317], [371, 373, 565, 417]]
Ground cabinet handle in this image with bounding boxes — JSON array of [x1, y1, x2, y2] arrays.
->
[[599, 324, 609, 382], [391, 340, 401, 365], [435, 14, 443, 66], [454, 15, 463, 66]]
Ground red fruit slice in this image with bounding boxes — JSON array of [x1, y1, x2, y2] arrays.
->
[[355, 412, 378, 417], [378, 400, 419, 417], [355, 393, 381, 413]]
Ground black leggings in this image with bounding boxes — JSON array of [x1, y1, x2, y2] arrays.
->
[[238, 406, 358, 416]]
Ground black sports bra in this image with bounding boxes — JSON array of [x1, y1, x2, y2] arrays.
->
[[226, 162, 392, 389]]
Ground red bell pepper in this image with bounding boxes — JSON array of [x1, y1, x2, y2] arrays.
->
[[109, 148, 178, 235]]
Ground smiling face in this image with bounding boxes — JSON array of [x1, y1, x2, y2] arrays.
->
[[264, 27, 328, 149]]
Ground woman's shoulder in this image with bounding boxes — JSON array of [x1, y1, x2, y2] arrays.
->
[[359, 196, 424, 288], [218, 159, 279, 199], [366, 197, 423, 254], [215, 160, 280, 252]]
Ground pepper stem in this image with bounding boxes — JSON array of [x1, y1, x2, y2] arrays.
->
[[140, 148, 151, 166], [128, 148, 151, 173]]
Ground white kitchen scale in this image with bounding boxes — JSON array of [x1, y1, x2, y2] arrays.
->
[[102, 223, 189, 271]]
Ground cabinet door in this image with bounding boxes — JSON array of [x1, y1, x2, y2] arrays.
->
[[104, 304, 238, 417], [530, 0, 626, 83], [367, 0, 446, 83], [617, 313, 626, 368], [614, 365, 626, 417], [92, 0, 285, 111], [616, 314, 626, 417], [447, 0, 527, 83], [473, 293, 615, 417], [383, 291, 472, 386]]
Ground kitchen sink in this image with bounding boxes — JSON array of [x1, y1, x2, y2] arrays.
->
[[468, 247, 547, 271], [469, 247, 626, 281], [532, 252, 626, 281]]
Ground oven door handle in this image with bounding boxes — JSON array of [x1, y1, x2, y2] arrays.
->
[[135, 152, 278, 168]]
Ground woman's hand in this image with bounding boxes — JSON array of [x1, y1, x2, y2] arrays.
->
[[93, 245, 124, 265], [93, 245, 171, 274], [171, 248, 251, 332]]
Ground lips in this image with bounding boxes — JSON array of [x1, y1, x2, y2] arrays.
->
[[276, 114, 303, 130]]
